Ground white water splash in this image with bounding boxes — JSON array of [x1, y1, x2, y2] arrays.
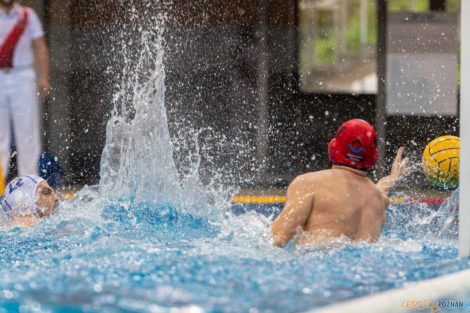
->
[[96, 11, 214, 213]]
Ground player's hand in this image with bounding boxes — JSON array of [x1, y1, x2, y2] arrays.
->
[[376, 147, 412, 194], [37, 79, 50, 99], [389, 147, 412, 182]]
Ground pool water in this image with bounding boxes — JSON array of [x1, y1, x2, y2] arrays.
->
[[0, 189, 467, 313]]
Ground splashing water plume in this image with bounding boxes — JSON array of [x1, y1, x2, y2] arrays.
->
[[99, 12, 183, 207], [97, 6, 235, 214], [0, 3, 468, 313]]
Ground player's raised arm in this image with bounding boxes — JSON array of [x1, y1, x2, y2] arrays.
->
[[376, 147, 412, 195], [271, 176, 314, 247]]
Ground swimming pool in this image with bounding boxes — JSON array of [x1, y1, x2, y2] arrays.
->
[[1, 10, 465, 313], [0, 191, 466, 313]]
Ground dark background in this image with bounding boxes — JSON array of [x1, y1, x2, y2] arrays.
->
[[15, 0, 457, 189]]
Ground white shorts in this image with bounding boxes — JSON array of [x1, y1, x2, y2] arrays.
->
[[0, 67, 40, 179]]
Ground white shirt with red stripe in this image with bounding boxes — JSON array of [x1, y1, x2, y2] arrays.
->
[[0, 4, 44, 69]]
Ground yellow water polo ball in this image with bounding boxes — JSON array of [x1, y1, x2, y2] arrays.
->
[[422, 135, 459, 189]]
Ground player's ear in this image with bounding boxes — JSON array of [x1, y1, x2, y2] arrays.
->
[[328, 139, 337, 162], [372, 148, 379, 167]]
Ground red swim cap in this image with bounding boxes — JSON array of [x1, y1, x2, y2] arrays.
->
[[328, 119, 378, 170]]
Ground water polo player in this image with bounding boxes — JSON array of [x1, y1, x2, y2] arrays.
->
[[271, 119, 412, 248], [1, 175, 59, 227]]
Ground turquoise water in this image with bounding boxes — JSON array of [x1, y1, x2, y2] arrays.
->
[[0, 193, 467, 313]]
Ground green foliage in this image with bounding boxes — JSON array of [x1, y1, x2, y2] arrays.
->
[[347, 1, 361, 54], [347, 0, 377, 54], [299, 0, 378, 67], [317, 10, 333, 35], [315, 36, 335, 65], [367, 1, 377, 44], [299, 37, 317, 72], [347, 24, 361, 54], [447, 0, 459, 12], [389, 0, 429, 12]]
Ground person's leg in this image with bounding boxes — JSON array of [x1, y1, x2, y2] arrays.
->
[[0, 79, 11, 180], [11, 70, 40, 176]]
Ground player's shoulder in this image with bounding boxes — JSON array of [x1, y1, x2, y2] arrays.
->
[[289, 170, 330, 188]]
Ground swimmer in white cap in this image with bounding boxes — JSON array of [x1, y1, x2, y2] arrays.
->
[[1, 175, 59, 227]]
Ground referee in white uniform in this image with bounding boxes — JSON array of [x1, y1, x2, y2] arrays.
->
[[0, 0, 49, 180]]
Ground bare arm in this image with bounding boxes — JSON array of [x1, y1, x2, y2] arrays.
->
[[376, 147, 412, 196], [271, 176, 314, 247], [32, 37, 50, 99]]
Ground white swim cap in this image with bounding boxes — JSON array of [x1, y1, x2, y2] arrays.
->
[[2, 175, 45, 217]]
